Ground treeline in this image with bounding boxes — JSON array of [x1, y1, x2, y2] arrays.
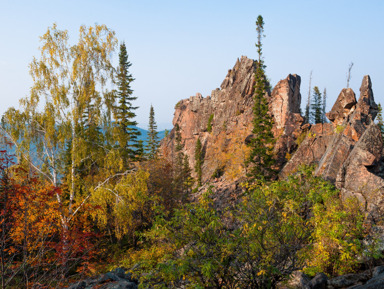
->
[[303, 72, 328, 125], [0, 24, 195, 287]]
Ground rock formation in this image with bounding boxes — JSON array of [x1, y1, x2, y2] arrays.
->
[[161, 57, 384, 222], [161, 56, 256, 183], [161, 56, 304, 184]]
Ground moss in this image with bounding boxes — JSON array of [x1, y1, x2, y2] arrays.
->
[[174, 101, 182, 109], [296, 131, 308, 146], [335, 124, 346, 134]]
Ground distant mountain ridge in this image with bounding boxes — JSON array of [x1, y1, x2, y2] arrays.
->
[[136, 126, 167, 144]]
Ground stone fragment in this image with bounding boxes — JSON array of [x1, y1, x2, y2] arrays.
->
[[326, 88, 356, 126], [309, 273, 328, 289]]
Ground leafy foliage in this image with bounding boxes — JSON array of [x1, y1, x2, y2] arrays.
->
[[122, 166, 377, 288], [90, 169, 152, 242]]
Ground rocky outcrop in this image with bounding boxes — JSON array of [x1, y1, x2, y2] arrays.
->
[[278, 266, 384, 289], [270, 74, 304, 167], [162, 55, 384, 223], [280, 75, 384, 225], [325, 88, 357, 126], [161, 57, 304, 184], [161, 56, 256, 183], [337, 124, 384, 224]]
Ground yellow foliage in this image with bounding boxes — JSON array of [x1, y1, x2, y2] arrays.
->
[[90, 169, 151, 240], [206, 129, 251, 181]]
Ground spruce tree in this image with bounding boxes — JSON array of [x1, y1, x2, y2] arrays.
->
[[173, 124, 193, 196], [322, 88, 327, 123], [194, 138, 203, 186], [377, 103, 384, 139], [146, 105, 160, 159], [115, 42, 142, 163], [311, 86, 323, 124], [304, 71, 312, 124], [182, 154, 193, 193], [247, 15, 276, 181]]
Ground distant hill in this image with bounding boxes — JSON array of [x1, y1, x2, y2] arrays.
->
[[136, 127, 167, 145]]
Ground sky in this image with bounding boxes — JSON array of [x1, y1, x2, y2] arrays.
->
[[0, 0, 383, 130]]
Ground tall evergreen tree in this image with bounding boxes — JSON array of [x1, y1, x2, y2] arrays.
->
[[304, 71, 312, 123], [247, 15, 276, 181], [346, 62, 354, 88], [146, 105, 160, 159], [114, 42, 142, 163], [377, 103, 384, 139], [311, 86, 323, 124], [173, 124, 193, 197], [322, 88, 327, 123], [194, 138, 203, 186]]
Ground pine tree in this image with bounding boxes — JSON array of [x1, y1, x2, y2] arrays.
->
[[304, 71, 312, 123], [114, 42, 142, 163], [174, 123, 184, 172], [182, 154, 193, 193], [322, 88, 327, 123], [311, 86, 323, 124], [194, 138, 203, 186], [146, 105, 160, 159], [377, 103, 384, 139], [173, 124, 193, 197], [247, 15, 276, 181]]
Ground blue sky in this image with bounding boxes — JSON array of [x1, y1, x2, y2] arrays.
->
[[0, 0, 383, 129]]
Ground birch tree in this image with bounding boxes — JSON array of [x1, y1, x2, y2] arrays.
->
[[1, 24, 117, 271]]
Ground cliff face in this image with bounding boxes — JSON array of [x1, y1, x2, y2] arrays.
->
[[161, 56, 303, 184], [161, 56, 256, 183], [161, 57, 384, 222]]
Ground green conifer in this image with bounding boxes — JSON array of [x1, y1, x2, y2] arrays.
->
[[377, 103, 384, 139], [311, 86, 323, 124], [115, 42, 142, 162], [247, 15, 276, 181], [194, 138, 203, 186], [173, 124, 193, 197], [322, 88, 327, 123], [304, 71, 312, 124], [146, 105, 160, 159]]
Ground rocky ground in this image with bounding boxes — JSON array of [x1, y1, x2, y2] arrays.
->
[[65, 268, 138, 289], [280, 265, 384, 289]]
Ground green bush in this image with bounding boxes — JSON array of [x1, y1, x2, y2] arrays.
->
[[124, 166, 380, 288]]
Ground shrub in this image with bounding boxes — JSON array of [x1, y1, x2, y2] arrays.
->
[[120, 166, 379, 287], [207, 114, 214, 133]]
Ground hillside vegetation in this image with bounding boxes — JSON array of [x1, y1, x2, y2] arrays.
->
[[0, 19, 383, 289]]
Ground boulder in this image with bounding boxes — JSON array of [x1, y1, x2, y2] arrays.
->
[[280, 123, 334, 178], [66, 268, 138, 289], [308, 272, 328, 289], [277, 271, 311, 289], [326, 88, 356, 126], [328, 271, 370, 288]]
